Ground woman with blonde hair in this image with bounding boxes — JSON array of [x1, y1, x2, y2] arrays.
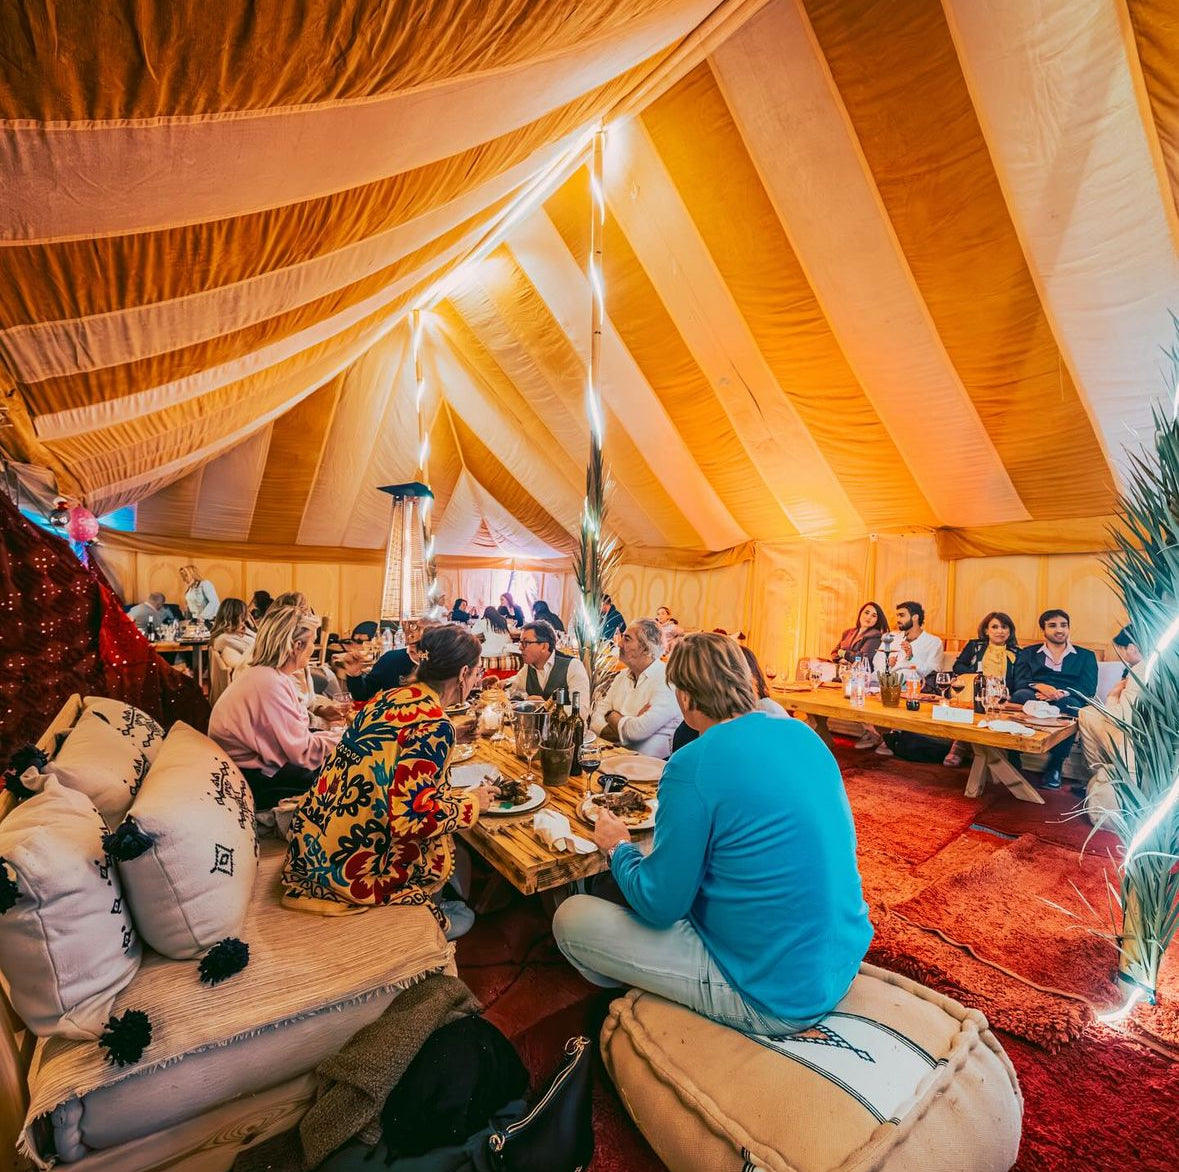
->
[[208, 598, 254, 703], [208, 605, 341, 808], [283, 624, 499, 935], [554, 632, 871, 1036], [179, 563, 219, 621]]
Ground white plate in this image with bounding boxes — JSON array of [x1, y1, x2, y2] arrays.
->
[[578, 793, 658, 831], [451, 743, 476, 763], [484, 783, 547, 816], [600, 752, 665, 783], [448, 760, 491, 789]]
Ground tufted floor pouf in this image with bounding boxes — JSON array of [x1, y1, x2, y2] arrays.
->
[[600, 963, 1022, 1172]]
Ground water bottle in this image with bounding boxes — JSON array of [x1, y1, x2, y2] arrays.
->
[[849, 657, 867, 709], [381, 626, 394, 654], [393, 624, 405, 649]]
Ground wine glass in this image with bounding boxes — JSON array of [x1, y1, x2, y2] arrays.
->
[[516, 724, 541, 784], [579, 741, 602, 792], [950, 678, 967, 707], [764, 663, 778, 687], [935, 671, 953, 703], [807, 660, 824, 691]]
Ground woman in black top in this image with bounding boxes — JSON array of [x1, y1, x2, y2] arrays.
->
[[498, 591, 525, 627], [830, 601, 888, 665], [531, 600, 565, 632], [943, 611, 1020, 767], [450, 598, 473, 623]]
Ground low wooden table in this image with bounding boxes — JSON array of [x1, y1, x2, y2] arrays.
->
[[153, 638, 210, 690], [777, 687, 1076, 805], [458, 738, 655, 895]]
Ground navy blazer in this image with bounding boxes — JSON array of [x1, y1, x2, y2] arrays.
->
[[1011, 644, 1098, 713]]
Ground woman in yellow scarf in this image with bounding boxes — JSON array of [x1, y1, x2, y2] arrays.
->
[[943, 612, 1020, 768]]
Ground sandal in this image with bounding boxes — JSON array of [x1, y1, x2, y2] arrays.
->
[[943, 750, 964, 768]]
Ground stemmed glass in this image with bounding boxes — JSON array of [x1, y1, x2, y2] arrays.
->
[[935, 671, 953, 703], [579, 740, 602, 791], [982, 677, 1008, 718], [764, 663, 778, 687], [516, 723, 541, 784], [807, 660, 824, 691]]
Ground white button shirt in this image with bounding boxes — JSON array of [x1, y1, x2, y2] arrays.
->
[[589, 658, 681, 759], [509, 653, 591, 719], [873, 629, 945, 680]]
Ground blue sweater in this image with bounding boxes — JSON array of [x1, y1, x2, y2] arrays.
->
[[611, 711, 872, 1022]]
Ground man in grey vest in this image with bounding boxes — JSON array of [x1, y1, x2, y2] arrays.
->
[[508, 621, 590, 719]]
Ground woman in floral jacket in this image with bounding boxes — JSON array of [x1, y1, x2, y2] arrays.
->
[[282, 625, 497, 925]]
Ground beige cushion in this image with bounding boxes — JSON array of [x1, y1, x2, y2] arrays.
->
[[82, 697, 165, 763], [601, 964, 1022, 1172], [0, 780, 141, 1039], [116, 722, 258, 959], [45, 710, 150, 830]]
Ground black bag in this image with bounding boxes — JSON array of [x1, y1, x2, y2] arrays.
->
[[380, 1015, 529, 1159], [882, 729, 949, 763], [487, 1036, 593, 1172]]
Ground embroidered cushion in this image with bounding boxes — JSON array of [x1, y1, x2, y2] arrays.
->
[[45, 710, 150, 830], [600, 964, 1022, 1172], [82, 697, 165, 763], [0, 780, 141, 1038], [114, 722, 258, 959]]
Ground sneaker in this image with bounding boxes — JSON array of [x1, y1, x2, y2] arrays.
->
[[438, 898, 475, 940], [854, 731, 880, 750], [874, 743, 894, 757]]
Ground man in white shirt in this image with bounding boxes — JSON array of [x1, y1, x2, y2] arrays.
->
[[508, 621, 590, 719], [860, 600, 945, 757], [590, 619, 681, 759]]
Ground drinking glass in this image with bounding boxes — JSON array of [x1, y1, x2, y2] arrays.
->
[[579, 741, 602, 792], [764, 663, 778, 685], [807, 661, 824, 691], [935, 671, 953, 702], [949, 678, 967, 706], [516, 724, 541, 783]]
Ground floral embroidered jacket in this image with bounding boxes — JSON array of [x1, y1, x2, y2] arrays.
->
[[282, 683, 478, 913]]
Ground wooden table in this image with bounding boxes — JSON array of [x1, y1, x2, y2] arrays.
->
[[154, 639, 210, 690], [458, 737, 656, 895], [777, 686, 1076, 805]]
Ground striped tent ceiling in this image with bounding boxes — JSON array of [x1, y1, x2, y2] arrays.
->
[[2, 0, 1177, 565]]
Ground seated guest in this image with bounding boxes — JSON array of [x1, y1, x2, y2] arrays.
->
[[450, 597, 474, 623], [248, 589, 272, 628], [508, 620, 590, 717], [179, 564, 219, 621], [498, 591, 525, 627], [128, 592, 167, 630], [340, 618, 439, 702], [655, 605, 675, 627], [282, 625, 498, 932], [600, 594, 627, 641], [1077, 625, 1142, 789], [554, 633, 872, 1035], [474, 606, 516, 658], [531, 599, 565, 632], [831, 601, 888, 665], [943, 611, 1020, 767], [1011, 609, 1099, 789], [273, 590, 309, 612], [208, 598, 255, 704], [661, 621, 684, 657], [860, 601, 944, 755], [590, 619, 680, 758], [672, 643, 782, 753], [208, 606, 341, 808]]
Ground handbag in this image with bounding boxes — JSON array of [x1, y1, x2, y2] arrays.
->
[[487, 1035, 594, 1172]]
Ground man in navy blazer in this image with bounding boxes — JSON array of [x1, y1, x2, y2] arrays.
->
[[1011, 609, 1099, 789]]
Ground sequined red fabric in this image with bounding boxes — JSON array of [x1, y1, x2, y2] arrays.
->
[[0, 492, 209, 761]]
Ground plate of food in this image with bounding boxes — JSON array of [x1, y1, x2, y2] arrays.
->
[[451, 743, 475, 763], [578, 789, 658, 831], [484, 775, 547, 816], [445, 701, 471, 717]]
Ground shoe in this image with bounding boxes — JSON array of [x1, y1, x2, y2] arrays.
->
[[438, 898, 475, 940], [874, 743, 894, 757], [943, 751, 964, 768], [1038, 768, 1062, 790], [854, 731, 880, 750]]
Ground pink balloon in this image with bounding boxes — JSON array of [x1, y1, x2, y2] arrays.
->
[[66, 506, 100, 544]]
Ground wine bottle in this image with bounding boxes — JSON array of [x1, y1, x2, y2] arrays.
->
[[569, 691, 584, 777]]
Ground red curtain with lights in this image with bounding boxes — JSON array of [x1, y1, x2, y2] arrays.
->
[[0, 491, 209, 761]]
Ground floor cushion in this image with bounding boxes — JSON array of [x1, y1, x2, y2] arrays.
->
[[45, 710, 150, 830], [112, 722, 258, 959], [0, 780, 141, 1039], [81, 698, 165, 764], [601, 963, 1022, 1172]]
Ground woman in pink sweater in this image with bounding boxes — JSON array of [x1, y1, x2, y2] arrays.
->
[[208, 605, 344, 808]]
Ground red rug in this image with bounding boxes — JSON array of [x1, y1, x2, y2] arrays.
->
[[975, 783, 1122, 855]]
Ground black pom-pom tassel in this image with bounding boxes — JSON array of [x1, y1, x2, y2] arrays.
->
[[198, 937, 249, 986], [0, 859, 21, 914], [4, 744, 48, 800], [102, 817, 155, 862], [99, 1009, 152, 1067]]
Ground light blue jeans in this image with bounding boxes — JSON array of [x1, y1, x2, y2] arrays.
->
[[552, 894, 816, 1037]]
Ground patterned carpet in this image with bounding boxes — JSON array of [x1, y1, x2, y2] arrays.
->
[[455, 745, 1179, 1171]]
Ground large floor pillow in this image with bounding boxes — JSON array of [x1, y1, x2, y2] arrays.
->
[[601, 964, 1022, 1172], [44, 710, 150, 830]]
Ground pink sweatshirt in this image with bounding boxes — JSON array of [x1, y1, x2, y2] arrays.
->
[[208, 665, 339, 776]]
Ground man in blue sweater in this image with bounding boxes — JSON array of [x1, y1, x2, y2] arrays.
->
[[1011, 608, 1099, 790], [553, 633, 872, 1036]]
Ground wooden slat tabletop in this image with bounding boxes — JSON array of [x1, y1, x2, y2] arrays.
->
[[776, 687, 1076, 753], [458, 736, 656, 895]]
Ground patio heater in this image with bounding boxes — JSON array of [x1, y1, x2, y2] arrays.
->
[[378, 481, 437, 624]]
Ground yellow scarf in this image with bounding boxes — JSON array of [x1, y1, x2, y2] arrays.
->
[[980, 643, 1014, 681]]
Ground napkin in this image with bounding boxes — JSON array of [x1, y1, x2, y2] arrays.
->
[[978, 719, 1035, 736], [533, 809, 596, 854], [1022, 700, 1061, 719]]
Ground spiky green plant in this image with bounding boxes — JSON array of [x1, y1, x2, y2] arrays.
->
[[571, 436, 620, 701], [1093, 399, 1179, 998]]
